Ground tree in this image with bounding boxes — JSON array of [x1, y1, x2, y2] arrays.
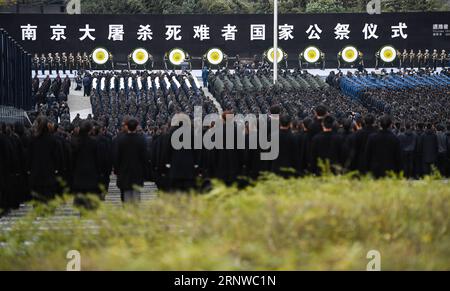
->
[[305, 0, 344, 13], [81, 0, 145, 14], [0, 0, 17, 7], [77, 0, 450, 14]]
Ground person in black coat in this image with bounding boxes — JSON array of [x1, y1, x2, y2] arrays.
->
[[115, 118, 148, 203], [436, 124, 448, 176], [95, 123, 113, 195], [420, 123, 438, 175], [211, 114, 243, 186], [0, 124, 16, 213], [310, 116, 342, 175], [82, 74, 92, 97], [365, 115, 402, 178], [349, 114, 377, 174], [14, 122, 32, 205], [293, 119, 312, 176], [308, 104, 328, 140], [5, 124, 26, 209], [28, 116, 64, 201], [167, 125, 197, 191], [71, 120, 101, 197], [446, 123, 450, 177], [337, 118, 354, 169], [54, 124, 72, 193], [414, 123, 425, 178], [296, 118, 313, 175], [271, 114, 298, 177], [398, 123, 417, 178], [150, 127, 171, 192]]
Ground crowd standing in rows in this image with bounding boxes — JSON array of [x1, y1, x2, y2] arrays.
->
[[1, 67, 450, 214]]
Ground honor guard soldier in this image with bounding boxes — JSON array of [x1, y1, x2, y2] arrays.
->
[[69, 52, 75, 74], [424, 49, 431, 69], [408, 49, 415, 69], [33, 53, 40, 75], [40, 53, 47, 75], [440, 50, 447, 68], [127, 53, 132, 70], [109, 53, 114, 70], [83, 52, 91, 71], [394, 49, 401, 69], [432, 49, 439, 70], [55, 52, 61, 74], [401, 49, 408, 69], [47, 53, 54, 75], [76, 52, 82, 71], [62, 52, 68, 74], [447, 51, 450, 68], [417, 50, 424, 69], [380, 50, 388, 69]]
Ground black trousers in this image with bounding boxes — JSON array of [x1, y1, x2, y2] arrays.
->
[[83, 85, 90, 96], [402, 151, 415, 178], [437, 152, 447, 176]]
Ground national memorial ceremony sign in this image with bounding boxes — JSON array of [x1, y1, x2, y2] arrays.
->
[[0, 12, 449, 68]]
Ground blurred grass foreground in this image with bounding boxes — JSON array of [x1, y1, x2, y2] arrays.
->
[[0, 174, 449, 270]]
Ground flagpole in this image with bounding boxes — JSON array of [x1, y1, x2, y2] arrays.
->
[[273, 0, 278, 84]]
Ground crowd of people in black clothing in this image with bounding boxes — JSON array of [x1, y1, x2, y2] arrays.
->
[[1, 68, 450, 214]]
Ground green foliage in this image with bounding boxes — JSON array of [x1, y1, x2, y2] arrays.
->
[[306, 0, 344, 13], [1, 175, 449, 270], [77, 0, 450, 14], [81, 0, 145, 14], [0, 0, 16, 7]]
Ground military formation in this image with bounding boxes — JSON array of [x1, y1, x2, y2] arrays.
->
[[340, 68, 450, 124], [208, 65, 368, 120], [89, 70, 218, 135], [31, 74, 71, 126], [33, 52, 91, 75], [395, 49, 450, 70]]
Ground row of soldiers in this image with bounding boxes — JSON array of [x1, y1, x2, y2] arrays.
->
[[208, 69, 368, 121], [31, 74, 71, 128], [33, 52, 91, 75], [88, 71, 218, 134], [340, 69, 450, 124], [32, 74, 71, 107], [395, 49, 449, 70]]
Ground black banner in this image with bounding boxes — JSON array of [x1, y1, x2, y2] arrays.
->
[[0, 28, 32, 110], [0, 12, 449, 68]]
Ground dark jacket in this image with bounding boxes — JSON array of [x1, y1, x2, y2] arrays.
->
[[28, 133, 64, 197], [295, 131, 310, 175], [350, 126, 377, 173], [212, 124, 242, 184], [365, 130, 402, 178], [71, 135, 101, 193], [310, 131, 341, 174], [115, 133, 148, 191], [271, 128, 298, 176], [398, 130, 417, 153], [421, 130, 438, 164], [97, 134, 113, 181], [167, 127, 196, 180], [82, 76, 92, 87], [308, 117, 323, 140]]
